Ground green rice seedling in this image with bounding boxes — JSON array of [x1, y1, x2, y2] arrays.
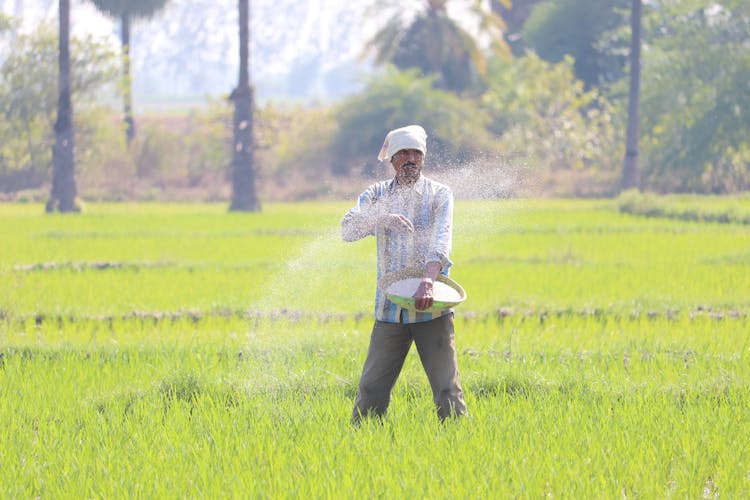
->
[[0, 199, 748, 497]]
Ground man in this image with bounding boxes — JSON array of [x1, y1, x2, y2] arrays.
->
[[342, 124, 467, 423]]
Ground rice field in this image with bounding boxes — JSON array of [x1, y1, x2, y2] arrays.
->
[[1, 199, 749, 497]]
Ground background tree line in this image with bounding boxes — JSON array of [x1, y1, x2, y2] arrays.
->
[[0, 0, 748, 205]]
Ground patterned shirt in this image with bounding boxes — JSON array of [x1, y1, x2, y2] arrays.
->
[[342, 175, 454, 323]]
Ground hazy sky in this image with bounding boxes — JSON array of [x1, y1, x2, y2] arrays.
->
[[2, 0, 495, 102]]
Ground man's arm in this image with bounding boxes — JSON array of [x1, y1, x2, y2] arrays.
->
[[342, 188, 414, 242], [341, 189, 378, 242]]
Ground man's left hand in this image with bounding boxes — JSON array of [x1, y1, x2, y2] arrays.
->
[[413, 278, 434, 311]]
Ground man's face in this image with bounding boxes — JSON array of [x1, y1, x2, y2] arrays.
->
[[391, 149, 424, 186]]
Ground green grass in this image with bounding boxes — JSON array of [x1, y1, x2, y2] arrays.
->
[[617, 189, 750, 224], [1, 199, 749, 497]]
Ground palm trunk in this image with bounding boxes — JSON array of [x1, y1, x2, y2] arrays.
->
[[621, 0, 641, 191], [48, 0, 78, 213], [122, 12, 135, 145], [229, 0, 260, 212]]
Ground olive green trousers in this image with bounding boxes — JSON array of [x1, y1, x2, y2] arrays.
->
[[351, 313, 467, 422]]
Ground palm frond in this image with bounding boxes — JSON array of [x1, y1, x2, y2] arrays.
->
[[362, 12, 407, 65], [86, 0, 169, 19]]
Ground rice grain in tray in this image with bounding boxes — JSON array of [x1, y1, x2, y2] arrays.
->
[[386, 278, 463, 302]]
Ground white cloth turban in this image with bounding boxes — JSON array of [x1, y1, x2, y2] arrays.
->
[[377, 125, 427, 162]]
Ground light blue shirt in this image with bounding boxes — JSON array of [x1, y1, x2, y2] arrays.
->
[[342, 175, 454, 323]]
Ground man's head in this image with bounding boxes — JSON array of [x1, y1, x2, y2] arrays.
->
[[377, 125, 427, 186]]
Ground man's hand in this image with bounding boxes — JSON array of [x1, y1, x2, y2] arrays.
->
[[413, 278, 434, 311], [378, 213, 414, 233], [413, 261, 442, 311]]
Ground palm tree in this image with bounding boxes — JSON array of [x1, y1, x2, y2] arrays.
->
[[365, 0, 508, 94], [229, 0, 260, 212], [490, 0, 540, 55], [48, 0, 77, 213], [622, 0, 641, 191], [87, 0, 170, 145]]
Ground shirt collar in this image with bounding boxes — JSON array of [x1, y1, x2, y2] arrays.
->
[[389, 175, 426, 195]]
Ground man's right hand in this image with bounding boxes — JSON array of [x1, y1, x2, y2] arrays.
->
[[378, 213, 414, 233]]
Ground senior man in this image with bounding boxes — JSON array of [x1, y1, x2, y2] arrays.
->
[[342, 124, 467, 423]]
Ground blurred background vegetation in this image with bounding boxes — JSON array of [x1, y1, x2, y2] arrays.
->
[[0, 0, 748, 202]]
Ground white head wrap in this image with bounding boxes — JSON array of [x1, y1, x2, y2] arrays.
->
[[377, 125, 427, 162]]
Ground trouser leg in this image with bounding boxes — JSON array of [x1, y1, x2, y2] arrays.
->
[[352, 321, 412, 423], [412, 313, 467, 420]]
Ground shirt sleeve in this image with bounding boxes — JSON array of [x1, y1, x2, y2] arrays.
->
[[427, 186, 453, 270], [341, 186, 380, 242]]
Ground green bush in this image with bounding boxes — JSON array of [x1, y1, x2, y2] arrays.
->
[[255, 103, 336, 177], [0, 22, 118, 191], [638, 1, 750, 193], [330, 67, 495, 176], [483, 53, 621, 174], [89, 102, 233, 198]]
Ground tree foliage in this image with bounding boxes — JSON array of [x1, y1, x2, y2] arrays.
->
[[3, 0, 748, 198], [0, 23, 118, 191], [86, 0, 170, 18], [365, 0, 508, 94], [330, 53, 620, 186], [639, 0, 750, 192], [331, 67, 493, 175], [0, 13, 13, 32], [491, 0, 543, 55], [522, 0, 629, 88], [483, 53, 621, 173], [256, 104, 336, 177]]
